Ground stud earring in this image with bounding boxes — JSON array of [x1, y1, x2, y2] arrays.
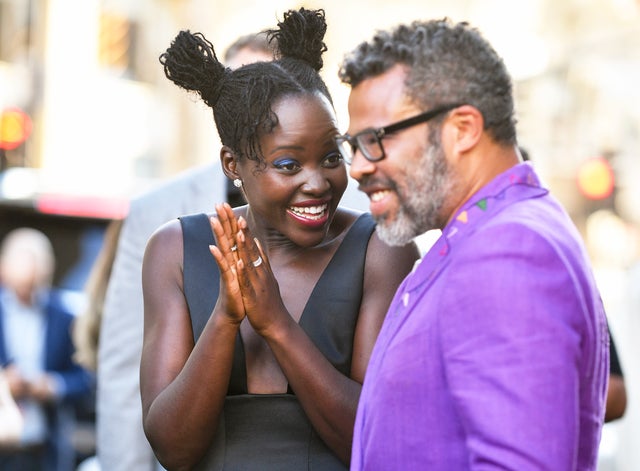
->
[[233, 178, 242, 188]]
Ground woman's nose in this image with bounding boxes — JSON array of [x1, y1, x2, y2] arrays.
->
[[301, 169, 331, 194]]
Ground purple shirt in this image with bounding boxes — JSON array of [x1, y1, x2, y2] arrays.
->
[[352, 163, 609, 470]]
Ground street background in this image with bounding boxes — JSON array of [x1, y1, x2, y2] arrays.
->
[[1, 1, 639, 469]]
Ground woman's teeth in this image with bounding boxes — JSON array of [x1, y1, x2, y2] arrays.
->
[[289, 204, 327, 220]]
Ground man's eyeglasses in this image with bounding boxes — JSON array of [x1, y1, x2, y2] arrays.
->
[[334, 103, 463, 164]]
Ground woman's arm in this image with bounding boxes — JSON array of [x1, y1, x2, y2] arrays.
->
[[350, 232, 420, 382], [139, 208, 245, 471]]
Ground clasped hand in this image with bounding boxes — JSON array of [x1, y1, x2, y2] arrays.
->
[[208, 203, 286, 335]]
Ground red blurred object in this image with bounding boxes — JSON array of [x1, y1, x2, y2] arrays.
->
[[36, 194, 129, 219], [0, 108, 32, 150], [576, 157, 615, 200]]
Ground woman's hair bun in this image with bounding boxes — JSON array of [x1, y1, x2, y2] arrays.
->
[[159, 30, 227, 107], [268, 8, 327, 71]]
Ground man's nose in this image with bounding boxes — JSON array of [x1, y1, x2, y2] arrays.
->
[[348, 151, 376, 182]]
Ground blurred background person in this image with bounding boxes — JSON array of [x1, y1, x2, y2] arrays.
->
[[73, 219, 124, 373], [71, 218, 124, 471], [0, 365, 23, 445], [606, 330, 627, 423], [0, 228, 93, 471], [96, 32, 275, 471]]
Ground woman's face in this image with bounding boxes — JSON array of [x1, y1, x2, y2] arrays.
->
[[238, 92, 347, 247]]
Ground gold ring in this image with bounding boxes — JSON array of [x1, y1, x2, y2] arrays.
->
[[252, 255, 263, 267]]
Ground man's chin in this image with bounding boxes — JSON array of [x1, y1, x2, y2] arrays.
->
[[375, 219, 417, 247]]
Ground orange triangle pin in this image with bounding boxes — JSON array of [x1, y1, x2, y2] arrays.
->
[[456, 211, 468, 223]]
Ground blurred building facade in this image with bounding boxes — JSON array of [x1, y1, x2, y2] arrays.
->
[[1, 0, 639, 469], [1, 0, 638, 219]]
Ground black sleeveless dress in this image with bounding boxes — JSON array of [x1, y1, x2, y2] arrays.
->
[[179, 212, 375, 470]]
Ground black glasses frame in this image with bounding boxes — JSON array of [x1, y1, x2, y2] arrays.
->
[[334, 103, 463, 164]]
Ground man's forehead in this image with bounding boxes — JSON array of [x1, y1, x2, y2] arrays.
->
[[226, 48, 272, 69], [347, 66, 417, 128], [354, 64, 407, 94]]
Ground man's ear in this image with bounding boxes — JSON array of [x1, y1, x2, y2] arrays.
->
[[446, 105, 484, 155], [220, 146, 238, 180]]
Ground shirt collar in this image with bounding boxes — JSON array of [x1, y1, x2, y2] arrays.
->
[[404, 162, 548, 291], [441, 161, 547, 243]]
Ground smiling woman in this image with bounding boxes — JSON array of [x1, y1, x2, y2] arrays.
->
[[139, 7, 420, 471], [238, 93, 344, 238]]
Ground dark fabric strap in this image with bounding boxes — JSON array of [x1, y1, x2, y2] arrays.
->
[[297, 213, 375, 378], [180, 213, 246, 394]]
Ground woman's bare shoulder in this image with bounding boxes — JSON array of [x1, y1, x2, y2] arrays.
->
[[365, 227, 421, 270], [331, 207, 364, 236], [144, 218, 186, 263]]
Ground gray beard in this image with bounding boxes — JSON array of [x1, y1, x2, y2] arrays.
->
[[375, 141, 454, 246]]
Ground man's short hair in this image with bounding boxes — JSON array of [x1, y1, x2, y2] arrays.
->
[[224, 32, 274, 63], [339, 18, 517, 146]]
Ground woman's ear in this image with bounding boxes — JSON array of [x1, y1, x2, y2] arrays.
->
[[446, 105, 484, 155], [220, 146, 238, 180]]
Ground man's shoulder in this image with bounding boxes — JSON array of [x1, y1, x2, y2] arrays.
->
[[455, 194, 587, 274], [131, 163, 220, 209], [488, 193, 574, 243], [126, 163, 224, 224]]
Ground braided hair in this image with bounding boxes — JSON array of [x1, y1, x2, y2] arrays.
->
[[160, 8, 333, 163]]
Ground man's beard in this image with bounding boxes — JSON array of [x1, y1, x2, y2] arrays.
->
[[375, 136, 455, 246]]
